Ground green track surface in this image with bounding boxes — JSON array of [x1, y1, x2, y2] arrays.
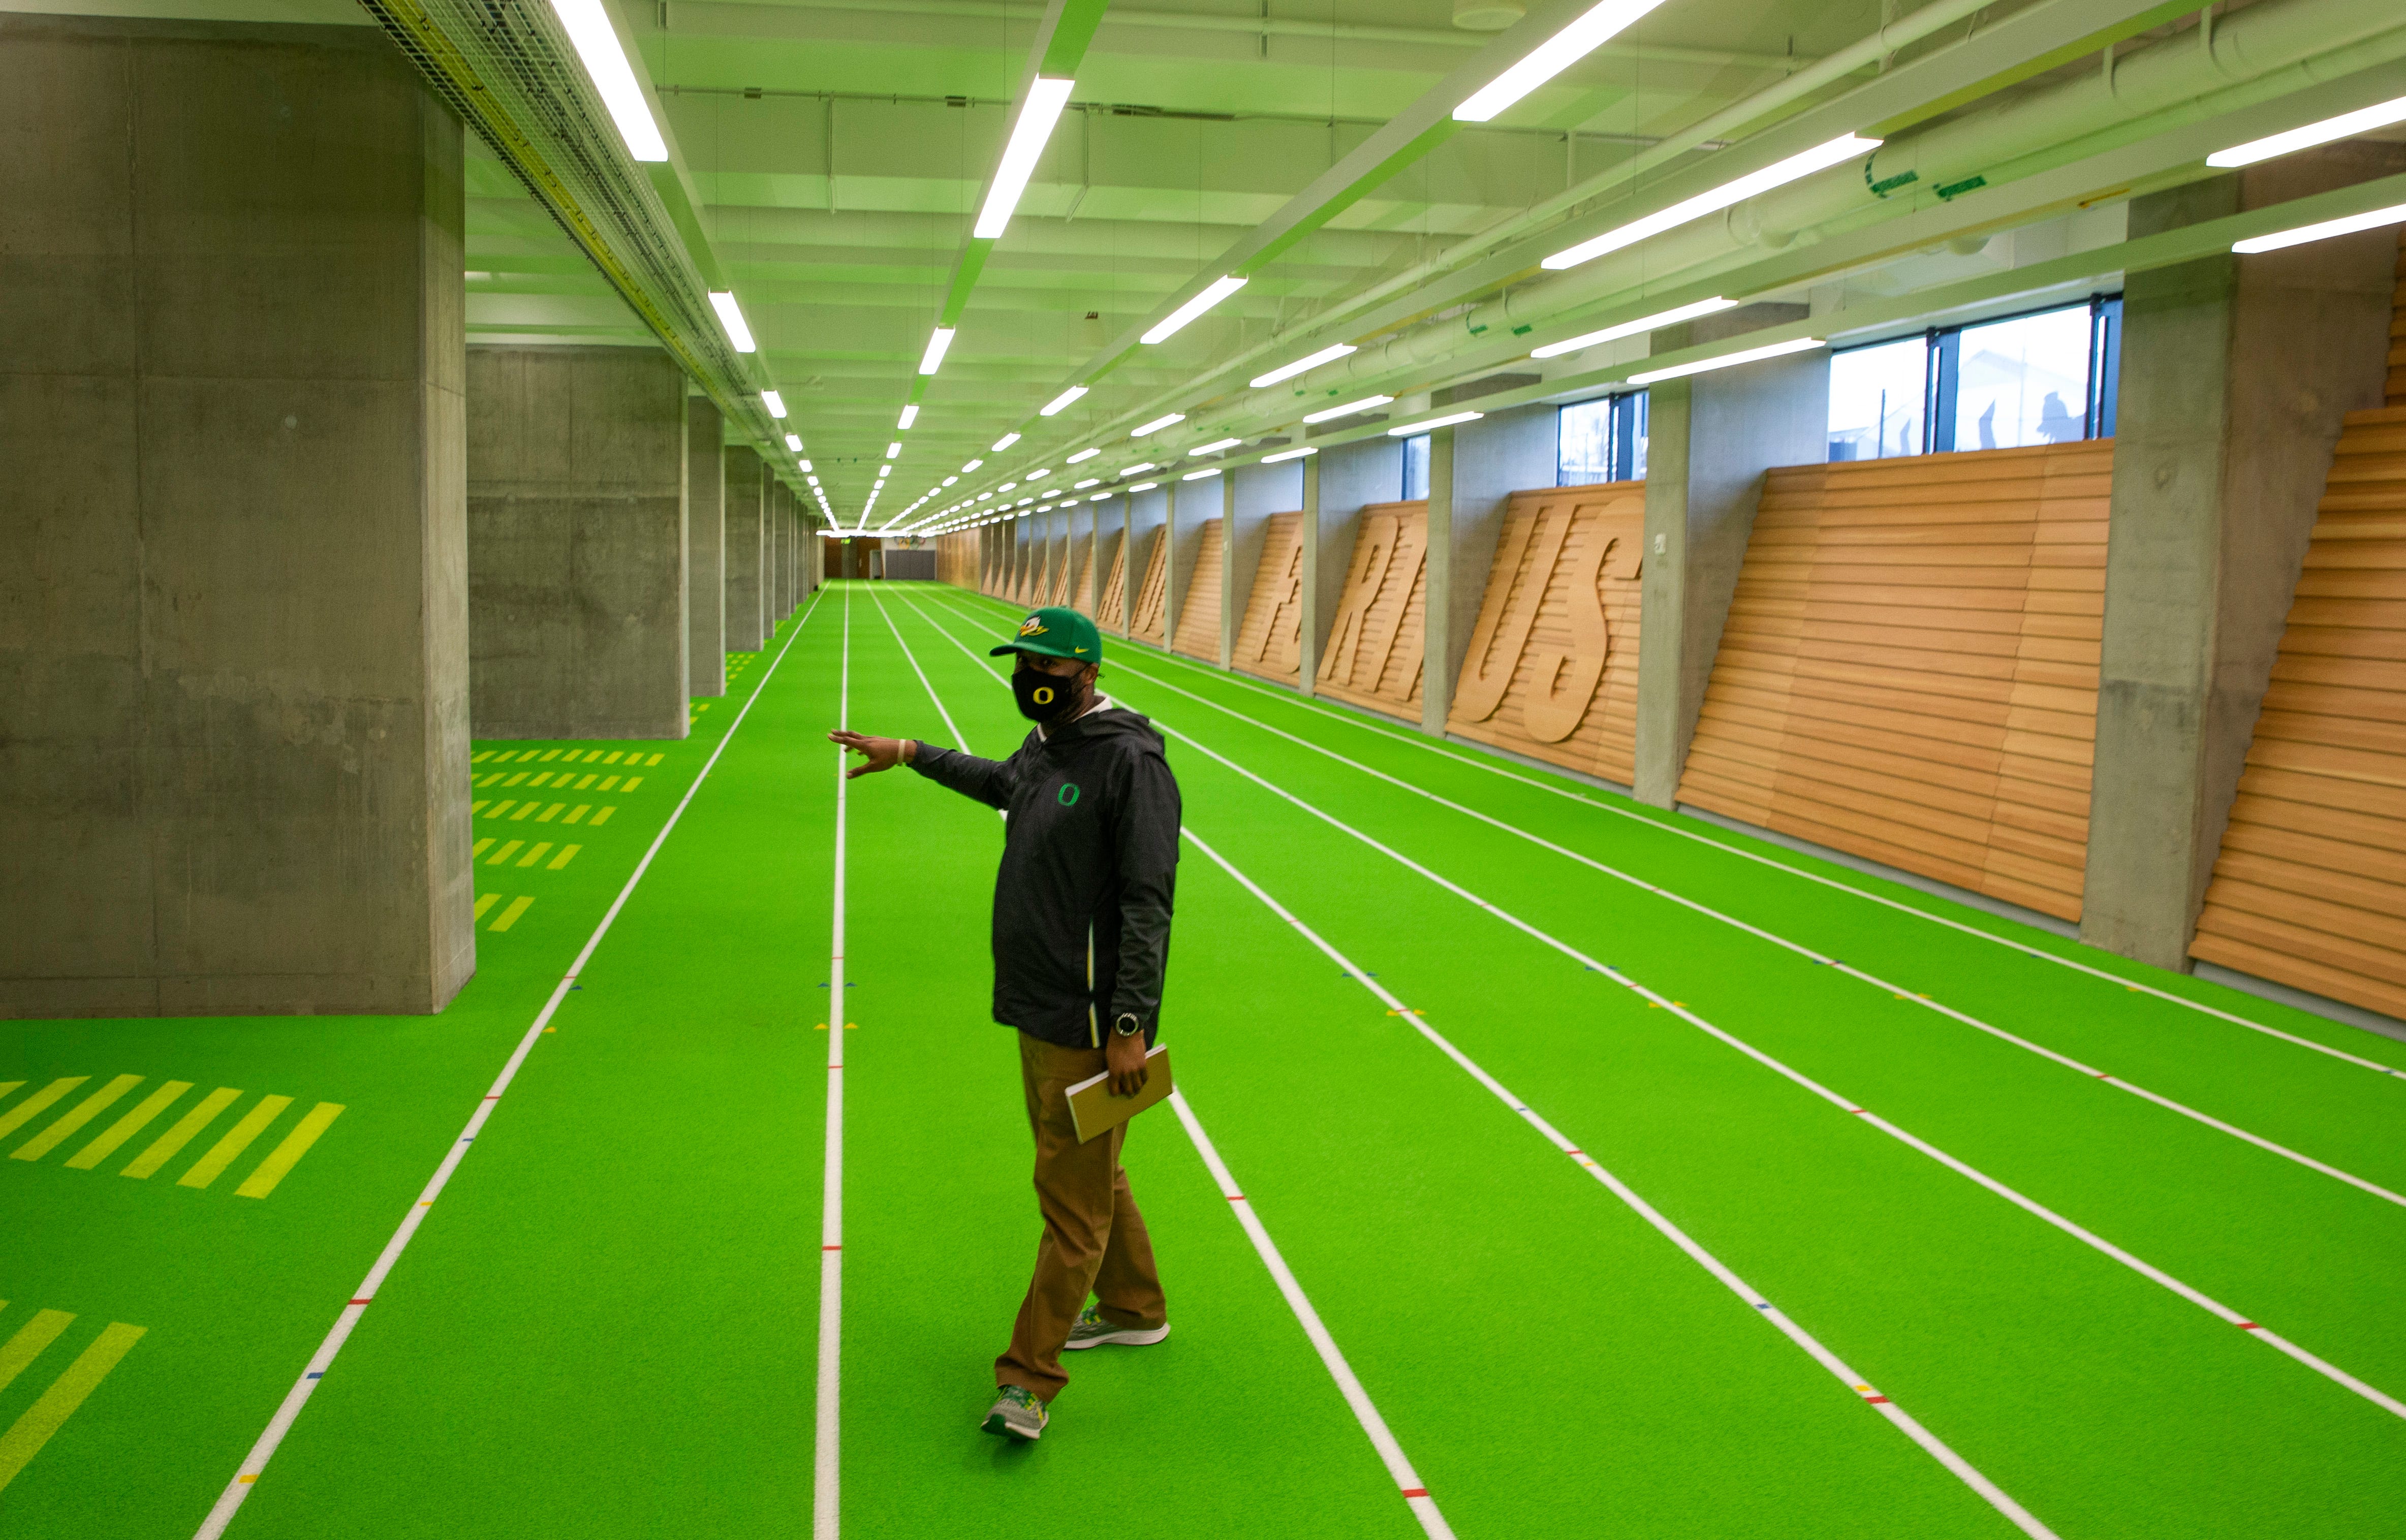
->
[[4, 581, 2403, 1537]]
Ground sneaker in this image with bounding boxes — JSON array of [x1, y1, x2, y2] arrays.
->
[[1063, 1305, 1172, 1351], [981, 1385, 1047, 1441]]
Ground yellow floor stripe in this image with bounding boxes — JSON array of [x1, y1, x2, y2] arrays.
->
[[547, 844, 581, 870], [596, 776, 620, 791], [66, 1082, 193, 1170], [0, 1322, 145, 1494], [486, 840, 524, 866], [472, 750, 494, 763], [471, 800, 489, 814], [516, 842, 553, 867], [178, 1096, 292, 1189], [235, 1103, 345, 1200], [524, 771, 552, 788], [572, 773, 596, 789], [564, 805, 591, 824], [13, 1076, 143, 1162], [0, 1083, 23, 1108], [540, 748, 565, 761], [604, 751, 625, 764], [122, 1087, 240, 1179], [583, 749, 606, 762], [485, 800, 515, 819], [622, 776, 643, 791], [645, 752, 664, 766], [0, 1080, 88, 1142], [473, 893, 499, 920], [510, 803, 538, 821], [0, 1310, 74, 1396], [590, 806, 616, 826], [472, 838, 494, 857], [489, 896, 536, 932], [504, 772, 529, 785], [536, 803, 565, 822]]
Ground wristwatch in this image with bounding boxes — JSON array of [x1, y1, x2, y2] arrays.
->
[[1113, 1012, 1143, 1038]]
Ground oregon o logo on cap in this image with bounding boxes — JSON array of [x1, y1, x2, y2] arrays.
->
[[1057, 782, 1081, 806], [1033, 684, 1054, 705]]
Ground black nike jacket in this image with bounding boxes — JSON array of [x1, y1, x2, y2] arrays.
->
[[908, 704, 1180, 1048]]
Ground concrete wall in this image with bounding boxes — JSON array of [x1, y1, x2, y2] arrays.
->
[[1635, 304, 1826, 806], [0, 15, 473, 1016], [1304, 435, 1403, 694], [2083, 148, 2406, 967], [724, 447, 764, 649], [686, 398, 725, 695], [466, 345, 689, 740], [1426, 405, 1555, 732]]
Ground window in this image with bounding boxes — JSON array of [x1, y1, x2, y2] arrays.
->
[[1402, 433, 1430, 500], [1827, 295, 2122, 461], [1556, 392, 1648, 484]]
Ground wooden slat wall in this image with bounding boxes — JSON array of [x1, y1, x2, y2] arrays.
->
[[2390, 229, 2405, 406], [2192, 405, 2406, 1015], [1233, 511, 1304, 683], [1446, 482, 1645, 783], [1071, 545, 1094, 616], [1173, 518, 1225, 661], [1100, 541, 1128, 634], [1045, 553, 1070, 609], [1315, 500, 1427, 720], [1132, 528, 1169, 644], [1677, 442, 2112, 922], [938, 533, 976, 587]]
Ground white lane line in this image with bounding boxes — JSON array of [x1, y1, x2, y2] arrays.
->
[[983, 657, 2406, 1426], [1178, 825, 2058, 1540], [950, 587, 2406, 1083], [195, 590, 829, 1540], [1102, 660, 2406, 1211], [885, 591, 1457, 1540], [817, 588, 851, 1540]]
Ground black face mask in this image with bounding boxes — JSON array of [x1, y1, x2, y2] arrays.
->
[[1014, 668, 1083, 724]]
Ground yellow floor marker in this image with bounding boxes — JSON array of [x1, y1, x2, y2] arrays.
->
[[596, 776, 620, 791], [179, 1095, 292, 1189], [485, 800, 515, 819], [489, 896, 536, 932], [563, 805, 591, 824], [621, 776, 643, 792], [604, 751, 624, 764], [536, 803, 566, 822], [0, 1083, 22, 1106], [573, 773, 597, 789], [510, 803, 538, 821], [547, 844, 581, 870], [0, 1321, 145, 1494], [524, 771, 553, 788], [0, 1310, 75, 1395], [540, 748, 565, 761], [13, 1075, 143, 1162], [473, 894, 499, 919], [472, 838, 494, 857], [590, 806, 616, 826], [472, 750, 494, 763], [504, 772, 530, 785], [121, 1086, 240, 1179], [486, 840, 524, 866], [66, 1082, 192, 1170], [516, 842, 553, 867], [0, 1080, 88, 1143], [645, 752, 664, 766], [235, 1103, 345, 1199], [583, 749, 606, 763], [471, 801, 489, 815]]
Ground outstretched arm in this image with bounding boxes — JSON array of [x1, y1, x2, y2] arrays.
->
[[828, 729, 1020, 808], [827, 730, 914, 779]]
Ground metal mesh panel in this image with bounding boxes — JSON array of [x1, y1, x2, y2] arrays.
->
[[359, 0, 772, 445]]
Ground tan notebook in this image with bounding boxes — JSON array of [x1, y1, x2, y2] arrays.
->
[[1067, 1045, 1172, 1144]]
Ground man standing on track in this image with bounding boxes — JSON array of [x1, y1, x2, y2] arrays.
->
[[829, 604, 1180, 1443]]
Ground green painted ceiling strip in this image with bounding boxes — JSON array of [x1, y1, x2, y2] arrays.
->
[[1040, 0, 1109, 76], [1237, 118, 1462, 277], [939, 241, 994, 328], [644, 164, 724, 292]]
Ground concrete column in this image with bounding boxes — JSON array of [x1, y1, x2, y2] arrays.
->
[[0, 14, 471, 1017], [2082, 151, 2406, 968], [685, 398, 725, 696], [1128, 484, 1170, 634], [1304, 436, 1403, 695], [466, 346, 688, 741], [1423, 405, 1554, 733], [768, 484, 787, 618], [724, 448, 765, 648], [1226, 459, 1303, 670], [1634, 304, 1825, 807]]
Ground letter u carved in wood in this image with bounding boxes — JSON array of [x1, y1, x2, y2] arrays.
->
[[1455, 510, 1566, 724]]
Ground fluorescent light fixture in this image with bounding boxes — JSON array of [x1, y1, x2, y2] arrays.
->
[[974, 76, 1077, 240], [547, 0, 669, 160], [897, 405, 918, 430], [1386, 410, 1483, 436], [1132, 414, 1184, 437], [1182, 467, 1222, 481], [1545, 135, 1881, 270], [1074, 477, 1101, 489], [2234, 201, 2406, 254], [885, 442, 901, 459], [2211, 95, 2406, 168], [1188, 437, 1243, 456], [761, 391, 787, 418], [784, 434, 803, 452], [918, 327, 956, 375], [1141, 276, 1247, 345], [992, 432, 1021, 452], [1249, 343, 1358, 389], [1067, 447, 1101, 463], [1453, 0, 1672, 123], [799, 459, 813, 472], [1128, 481, 1160, 493], [978, 492, 994, 501], [1262, 446, 1317, 463], [709, 292, 758, 352], [1027, 468, 1052, 480], [1041, 386, 1088, 416], [962, 458, 984, 472], [1301, 395, 1392, 424], [998, 482, 1017, 493], [1629, 335, 1823, 384], [1120, 462, 1158, 477], [1016, 497, 1034, 507], [1529, 297, 1741, 359], [943, 475, 958, 486]]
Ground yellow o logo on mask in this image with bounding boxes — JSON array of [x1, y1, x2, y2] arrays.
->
[[1034, 685, 1054, 705]]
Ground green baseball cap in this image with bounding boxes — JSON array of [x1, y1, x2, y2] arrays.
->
[[990, 605, 1104, 665]]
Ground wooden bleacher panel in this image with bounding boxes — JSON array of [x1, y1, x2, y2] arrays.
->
[[1447, 482, 1644, 784], [1045, 555, 1070, 609], [2389, 228, 2404, 406], [1071, 545, 1094, 616], [1100, 541, 1128, 635], [1316, 500, 1427, 721], [1234, 511, 1304, 683], [1174, 518, 1225, 662], [1132, 529, 1168, 644], [2192, 401, 2406, 1016], [1676, 442, 2112, 921]]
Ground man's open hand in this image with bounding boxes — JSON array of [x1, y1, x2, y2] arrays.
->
[[829, 730, 912, 778], [1105, 1030, 1149, 1097]]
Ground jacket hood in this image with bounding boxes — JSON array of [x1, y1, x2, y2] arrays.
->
[[1044, 703, 1163, 754]]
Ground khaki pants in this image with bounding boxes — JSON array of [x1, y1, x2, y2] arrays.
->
[[995, 1032, 1168, 1402]]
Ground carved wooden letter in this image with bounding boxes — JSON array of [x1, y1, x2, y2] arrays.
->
[[1320, 514, 1395, 687], [1455, 509, 1567, 724], [1520, 523, 1614, 744]]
